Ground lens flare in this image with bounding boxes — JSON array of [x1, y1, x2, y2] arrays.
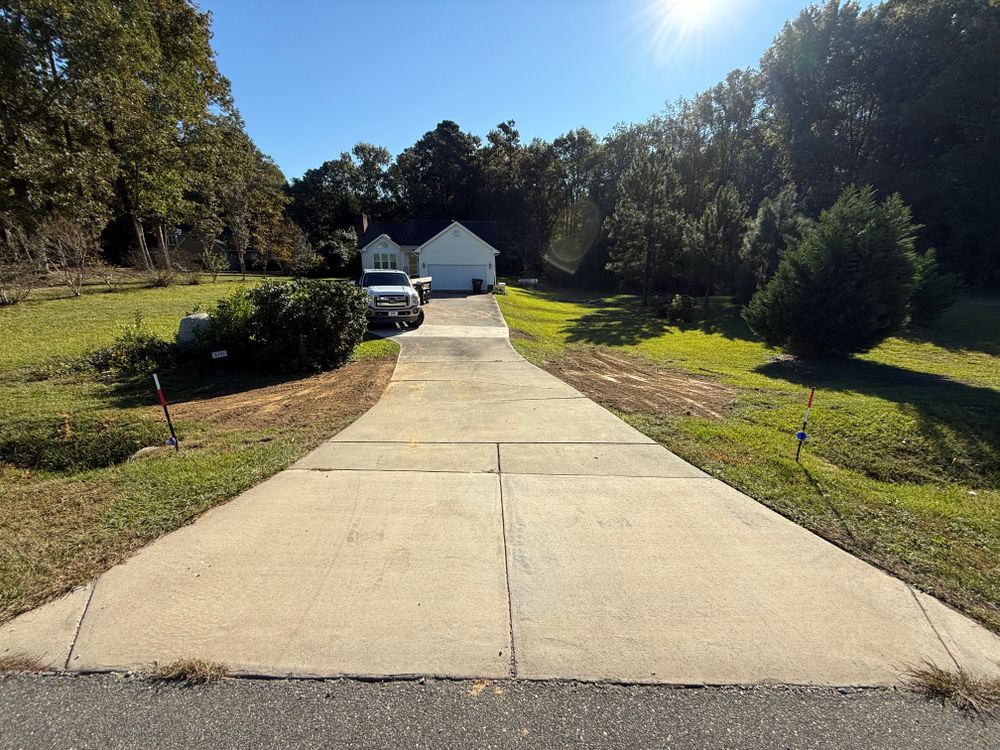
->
[[665, 0, 732, 29], [640, 0, 745, 66]]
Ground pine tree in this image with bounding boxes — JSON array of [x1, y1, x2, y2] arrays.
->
[[741, 184, 807, 286], [605, 151, 684, 307], [744, 185, 919, 357], [685, 183, 749, 309]]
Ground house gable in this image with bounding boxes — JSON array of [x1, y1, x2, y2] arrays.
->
[[416, 221, 500, 257], [358, 233, 400, 253], [357, 220, 498, 251]]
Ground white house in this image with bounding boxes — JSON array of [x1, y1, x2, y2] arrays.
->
[[357, 219, 499, 291]]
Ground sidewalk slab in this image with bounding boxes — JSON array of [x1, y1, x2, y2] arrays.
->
[[502, 473, 964, 685], [69, 470, 510, 678], [380, 379, 577, 405], [332, 398, 654, 445], [501, 443, 709, 478], [397, 337, 523, 364], [294, 441, 498, 473], [0, 584, 92, 670], [393, 360, 571, 388]]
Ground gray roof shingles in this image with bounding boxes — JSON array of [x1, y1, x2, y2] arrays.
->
[[358, 220, 498, 250]]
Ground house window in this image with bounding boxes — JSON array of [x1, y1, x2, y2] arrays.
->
[[373, 252, 397, 270]]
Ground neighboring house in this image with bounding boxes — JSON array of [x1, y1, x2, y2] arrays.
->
[[357, 219, 499, 291], [166, 228, 251, 272]]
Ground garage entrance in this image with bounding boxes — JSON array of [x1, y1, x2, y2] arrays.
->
[[427, 264, 488, 292]]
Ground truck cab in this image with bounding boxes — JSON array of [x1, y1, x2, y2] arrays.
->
[[359, 269, 425, 327]]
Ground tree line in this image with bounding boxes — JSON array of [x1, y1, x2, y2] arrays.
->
[[2, 0, 997, 322], [0, 0, 296, 300], [289, 0, 998, 298]]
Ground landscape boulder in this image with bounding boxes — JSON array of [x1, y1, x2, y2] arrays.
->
[[176, 312, 210, 345]]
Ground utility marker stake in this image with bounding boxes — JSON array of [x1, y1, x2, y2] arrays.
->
[[153, 373, 179, 451], [795, 387, 815, 462]]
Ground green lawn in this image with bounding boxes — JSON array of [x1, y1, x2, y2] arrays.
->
[[498, 286, 1000, 632], [0, 276, 396, 623]]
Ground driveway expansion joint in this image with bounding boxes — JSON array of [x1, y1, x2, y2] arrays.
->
[[496, 443, 518, 678], [63, 580, 98, 671], [906, 585, 961, 671]]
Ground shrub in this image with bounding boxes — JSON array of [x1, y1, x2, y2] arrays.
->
[[0, 220, 40, 305], [200, 247, 229, 282], [195, 286, 254, 360], [202, 279, 368, 371], [910, 249, 961, 326], [89, 314, 176, 376], [0, 412, 165, 471], [657, 294, 695, 322], [743, 186, 919, 358]]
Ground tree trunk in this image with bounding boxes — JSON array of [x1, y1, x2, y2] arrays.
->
[[130, 215, 152, 270], [703, 285, 711, 311], [155, 224, 172, 269]]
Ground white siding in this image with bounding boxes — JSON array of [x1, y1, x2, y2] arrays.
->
[[418, 225, 497, 287], [360, 237, 401, 270]]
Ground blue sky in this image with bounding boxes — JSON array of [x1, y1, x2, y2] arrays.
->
[[196, 0, 877, 180]]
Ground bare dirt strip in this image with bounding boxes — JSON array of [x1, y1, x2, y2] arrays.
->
[[543, 348, 734, 420]]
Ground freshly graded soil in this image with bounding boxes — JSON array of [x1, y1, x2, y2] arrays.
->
[[544, 348, 734, 420]]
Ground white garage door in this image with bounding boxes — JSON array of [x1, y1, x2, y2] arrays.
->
[[427, 264, 488, 291]]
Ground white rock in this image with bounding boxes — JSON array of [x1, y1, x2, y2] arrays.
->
[[177, 312, 210, 345]]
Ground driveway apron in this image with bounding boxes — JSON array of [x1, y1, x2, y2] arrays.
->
[[4, 294, 999, 684]]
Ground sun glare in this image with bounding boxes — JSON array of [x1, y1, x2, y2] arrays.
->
[[667, 0, 728, 29], [642, 0, 744, 65]]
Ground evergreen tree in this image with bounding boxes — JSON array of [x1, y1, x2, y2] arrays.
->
[[685, 183, 749, 308], [605, 151, 684, 307], [741, 184, 808, 286], [744, 185, 919, 357]]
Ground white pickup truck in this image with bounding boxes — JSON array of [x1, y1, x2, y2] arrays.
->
[[359, 269, 431, 327]]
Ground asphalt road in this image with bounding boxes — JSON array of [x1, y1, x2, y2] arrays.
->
[[1, 674, 997, 749]]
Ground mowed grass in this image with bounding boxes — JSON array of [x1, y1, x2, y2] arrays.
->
[[0, 276, 396, 623], [498, 286, 1000, 631]]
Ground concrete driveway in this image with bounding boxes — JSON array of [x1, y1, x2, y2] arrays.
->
[[4, 294, 1000, 684]]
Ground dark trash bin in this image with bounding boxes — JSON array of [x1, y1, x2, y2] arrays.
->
[[472, 278, 483, 294]]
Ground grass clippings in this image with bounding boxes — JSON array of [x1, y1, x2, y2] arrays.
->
[[0, 654, 44, 674], [906, 662, 1000, 718], [149, 658, 229, 686]]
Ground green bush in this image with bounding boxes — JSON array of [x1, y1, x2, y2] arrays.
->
[[201, 247, 229, 282], [0, 412, 165, 471], [195, 286, 255, 361], [657, 294, 695, 322], [910, 249, 961, 325], [89, 314, 176, 376], [202, 279, 369, 371], [743, 186, 919, 358]]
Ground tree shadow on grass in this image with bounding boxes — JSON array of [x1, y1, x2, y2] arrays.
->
[[107, 369, 313, 411], [105, 331, 391, 410], [562, 304, 674, 347], [758, 357, 1000, 486], [895, 293, 1000, 357], [560, 294, 759, 348]]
